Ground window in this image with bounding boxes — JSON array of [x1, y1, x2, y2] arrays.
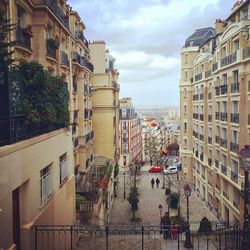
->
[[184, 105, 187, 114], [233, 40, 239, 52], [184, 122, 187, 131], [17, 6, 25, 28], [59, 153, 68, 185], [233, 70, 239, 83], [40, 164, 53, 205], [222, 74, 227, 85], [185, 54, 188, 64], [184, 71, 188, 81]]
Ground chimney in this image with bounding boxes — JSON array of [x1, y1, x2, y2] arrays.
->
[[215, 19, 224, 34]]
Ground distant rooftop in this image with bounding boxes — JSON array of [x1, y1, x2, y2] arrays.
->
[[184, 27, 216, 48]]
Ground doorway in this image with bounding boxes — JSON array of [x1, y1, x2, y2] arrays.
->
[[12, 187, 20, 250]]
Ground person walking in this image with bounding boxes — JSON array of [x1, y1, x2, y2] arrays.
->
[[150, 158, 153, 166], [156, 178, 160, 188], [151, 178, 155, 188], [161, 212, 172, 240]]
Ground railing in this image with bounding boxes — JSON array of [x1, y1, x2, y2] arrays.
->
[[243, 47, 250, 59], [208, 136, 212, 144], [194, 73, 202, 82], [71, 51, 93, 72], [16, 26, 32, 50], [220, 138, 227, 148], [208, 114, 212, 122], [205, 69, 212, 78], [231, 170, 238, 183], [230, 142, 239, 153], [199, 93, 204, 100], [221, 51, 237, 67], [231, 82, 239, 93], [46, 39, 57, 58], [40, 169, 53, 205], [221, 164, 227, 175], [38, 0, 69, 30], [72, 51, 81, 64], [82, 57, 94, 72], [75, 30, 88, 47], [220, 112, 227, 122], [199, 114, 204, 121], [220, 84, 227, 95], [61, 51, 69, 67], [212, 62, 218, 72], [231, 113, 239, 123]]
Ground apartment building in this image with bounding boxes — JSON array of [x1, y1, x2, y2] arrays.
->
[[89, 41, 120, 162], [180, 0, 250, 225], [119, 97, 143, 167]]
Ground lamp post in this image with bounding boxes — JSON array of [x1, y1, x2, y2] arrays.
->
[[123, 172, 126, 199], [158, 204, 163, 223], [184, 184, 193, 248], [239, 145, 250, 250]]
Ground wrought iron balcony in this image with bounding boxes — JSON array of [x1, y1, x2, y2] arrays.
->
[[61, 51, 69, 67], [215, 86, 220, 96], [215, 136, 220, 144], [212, 62, 218, 72], [220, 112, 227, 122], [194, 73, 202, 82], [230, 142, 239, 153], [75, 30, 88, 47], [215, 112, 220, 120], [221, 51, 237, 67], [199, 114, 204, 121], [231, 82, 239, 93], [220, 138, 227, 148], [230, 113, 239, 123], [231, 170, 238, 183], [199, 93, 204, 100], [72, 51, 81, 64], [205, 69, 212, 78], [221, 165, 227, 175], [38, 0, 69, 30], [243, 47, 250, 59], [208, 136, 212, 144], [208, 114, 212, 122], [81, 57, 94, 72], [16, 26, 32, 50], [220, 84, 227, 95]]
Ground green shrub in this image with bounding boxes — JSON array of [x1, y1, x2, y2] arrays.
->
[[198, 217, 212, 233]]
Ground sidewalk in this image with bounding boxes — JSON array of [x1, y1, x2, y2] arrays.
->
[[110, 164, 217, 224]]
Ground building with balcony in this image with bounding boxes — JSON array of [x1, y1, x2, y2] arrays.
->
[[179, 0, 250, 225], [119, 98, 143, 167], [89, 41, 120, 162]]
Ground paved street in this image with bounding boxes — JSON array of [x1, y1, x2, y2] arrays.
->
[[110, 164, 217, 224]]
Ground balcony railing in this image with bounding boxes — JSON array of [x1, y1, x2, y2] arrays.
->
[[212, 62, 218, 72], [200, 114, 204, 121], [221, 52, 237, 67], [221, 164, 227, 175], [75, 30, 88, 47], [193, 94, 199, 101], [81, 57, 94, 72], [231, 82, 239, 93], [220, 138, 227, 148], [194, 73, 202, 82], [230, 142, 239, 153], [16, 26, 32, 50], [39, 0, 69, 30], [220, 112, 227, 122], [220, 85, 227, 95], [61, 51, 69, 67], [205, 69, 212, 78], [215, 136, 220, 144], [231, 113, 239, 123], [231, 170, 238, 183], [208, 114, 212, 122], [243, 47, 250, 59], [208, 136, 212, 144]]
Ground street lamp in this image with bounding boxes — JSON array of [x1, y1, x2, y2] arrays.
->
[[239, 145, 250, 250], [123, 172, 126, 199], [184, 184, 193, 248], [158, 204, 163, 223]]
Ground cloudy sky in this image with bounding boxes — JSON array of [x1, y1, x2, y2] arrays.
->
[[68, 0, 235, 107]]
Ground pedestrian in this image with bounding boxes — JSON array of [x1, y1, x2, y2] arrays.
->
[[161, 212, 172, 240], [150, 158, 153, 166], [151, 178, 155, 188], [156, 178, 160, 188]]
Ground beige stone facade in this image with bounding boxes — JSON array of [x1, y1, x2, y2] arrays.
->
[[180, 0, 250, 225]]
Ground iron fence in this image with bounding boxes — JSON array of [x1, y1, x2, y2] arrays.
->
[[31, 223, 244, 250]]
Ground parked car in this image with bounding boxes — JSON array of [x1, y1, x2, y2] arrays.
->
[[149, 166, 164, 173], [163, 165, 178, 175]]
